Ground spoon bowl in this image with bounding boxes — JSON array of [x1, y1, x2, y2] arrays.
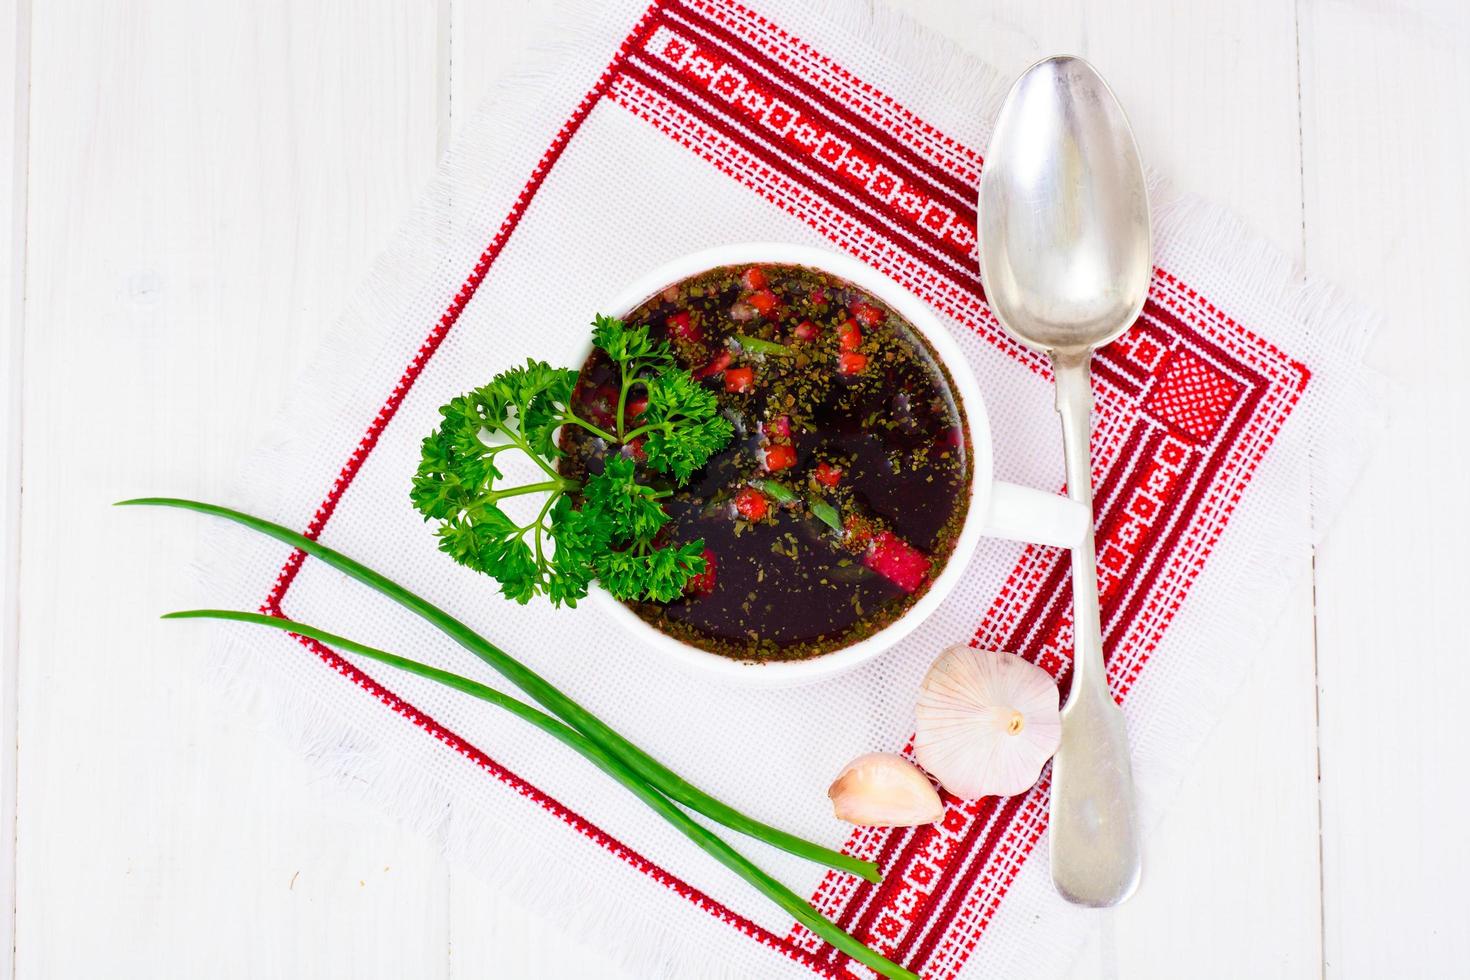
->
[[978, 55, 1151, 356]]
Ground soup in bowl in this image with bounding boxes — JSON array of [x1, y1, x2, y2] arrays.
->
[[570, 245, 1086, 686]]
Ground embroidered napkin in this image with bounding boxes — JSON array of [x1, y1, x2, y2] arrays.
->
[[199, 1, 1383, 976]]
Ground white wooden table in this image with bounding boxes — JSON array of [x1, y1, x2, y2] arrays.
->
[[3, 1, 1466, 976]]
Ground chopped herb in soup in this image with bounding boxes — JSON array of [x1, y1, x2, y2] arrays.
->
[[558, 263, 973, 662]]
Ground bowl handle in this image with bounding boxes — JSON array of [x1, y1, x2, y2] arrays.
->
[[981, 481, 1090, 549]]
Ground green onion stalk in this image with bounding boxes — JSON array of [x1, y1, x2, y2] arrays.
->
[[120, 499, 919, 976], [119, 499, 875, 878], [758, 480, 842, 533], [733, 334, 794, 356], [164, 609, 916, 980]]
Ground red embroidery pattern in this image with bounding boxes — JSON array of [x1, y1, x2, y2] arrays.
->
[[259, 0, 1312, 976], [641, 20, 979, 272], [1143, 348, 1247, 443], [681, 0, 983, 186]]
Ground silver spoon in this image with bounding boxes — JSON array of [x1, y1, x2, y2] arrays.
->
[[977, 55, 1148, 907]]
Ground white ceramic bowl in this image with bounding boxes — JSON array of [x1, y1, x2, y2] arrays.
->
[[586, 244, 1084, 687]]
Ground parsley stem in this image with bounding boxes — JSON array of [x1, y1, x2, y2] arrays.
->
[[159, 609, 915, 980], [119, 498, 882, 885], [561, 410, 617, 444], [502, 429, 565, 483], [620, 420, 667, 443], [530, 492, 557, 568], [615, 377, 632, 441], [485, 480, 569, 504]]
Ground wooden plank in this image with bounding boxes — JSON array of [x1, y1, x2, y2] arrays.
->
[[1, 2, 29, 977], [1301, 1, 1470, 976], [448, 0, 556, 116], [13, 2, 450, 976]]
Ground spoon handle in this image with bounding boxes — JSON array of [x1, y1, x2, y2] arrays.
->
[[1047, 351, 1142, 907]]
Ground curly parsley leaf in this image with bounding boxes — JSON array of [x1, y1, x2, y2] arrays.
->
[[434, 510, 542, 604], [581, 454, 670, 544], [635, 368, 735, 481], [597, 540, 710, 604], [412, 317, 733, 607], [544, 497, 604, 608], [481, 358, 580, 459], [409, 358, 578, 518], [411, 359, 587, 606], [591, 314, 672, 375]]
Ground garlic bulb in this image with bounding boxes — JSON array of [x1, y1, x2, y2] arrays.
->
[[914, 646, 1061, 799], [828, 752, 944, 827]]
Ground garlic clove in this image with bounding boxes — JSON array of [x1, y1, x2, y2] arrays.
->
[[914, 646, 1062, 799], [828, 752, 944, 827]]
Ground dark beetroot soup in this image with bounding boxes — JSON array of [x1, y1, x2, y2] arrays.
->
[[558, 263, 972, 662]]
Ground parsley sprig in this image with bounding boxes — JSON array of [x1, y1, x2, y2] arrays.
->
[[410, 316, 733, 606]]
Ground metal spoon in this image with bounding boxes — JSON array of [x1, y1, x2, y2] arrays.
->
[[977, 55, 1148, 907]]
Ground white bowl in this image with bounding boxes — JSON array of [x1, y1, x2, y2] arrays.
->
[[586, 243, 1082, 688]]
